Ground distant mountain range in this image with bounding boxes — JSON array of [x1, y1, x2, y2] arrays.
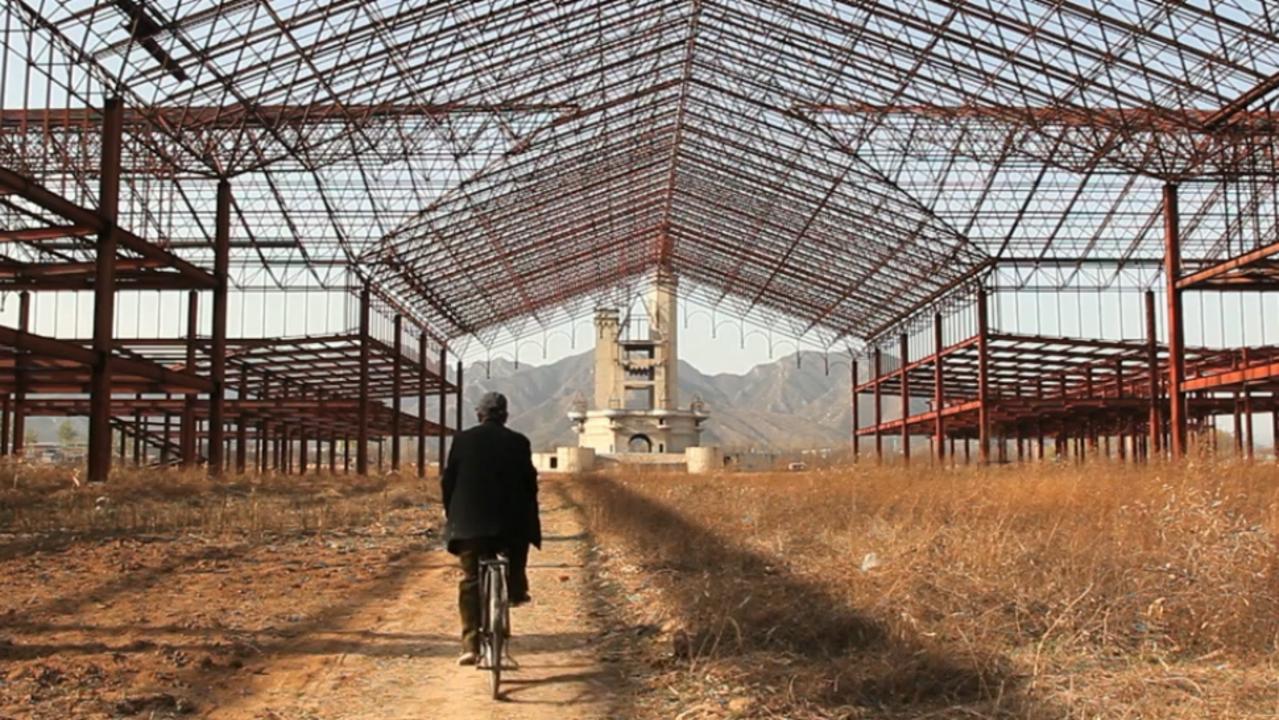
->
[[455, 350, 904, 452], [23, 351, 904, 454]]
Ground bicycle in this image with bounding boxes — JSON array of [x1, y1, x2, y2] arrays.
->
[[477, 552, 511, 699]]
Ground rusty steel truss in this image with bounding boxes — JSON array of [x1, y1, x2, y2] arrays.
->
[[5, 3, 1279, 475], [855, 288, 1279, 465]]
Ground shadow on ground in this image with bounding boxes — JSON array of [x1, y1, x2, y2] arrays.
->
[[565, 476, 1060, 718]]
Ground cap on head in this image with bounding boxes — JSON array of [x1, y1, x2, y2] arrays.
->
[[476, 391, 508, 422]]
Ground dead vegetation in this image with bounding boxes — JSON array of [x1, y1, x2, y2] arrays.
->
[[0, 464, 441, 718], [3, 460, 1277, 718], [0, 463, 439, 545], [566, 462, 1279, 719]]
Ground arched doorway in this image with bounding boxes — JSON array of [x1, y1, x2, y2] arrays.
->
[[627, 434, 653, 453]]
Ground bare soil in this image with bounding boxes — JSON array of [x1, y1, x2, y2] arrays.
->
[[0, 473, 641, 719], [5, 462, 1275, 720]]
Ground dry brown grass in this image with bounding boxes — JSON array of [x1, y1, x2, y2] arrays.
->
[[566, 461, 1279, 719], [0, 462, 443, 719], [0, 462, 440, 543]]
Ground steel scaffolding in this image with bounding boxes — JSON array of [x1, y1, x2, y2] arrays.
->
[[5, 3, 1279, 473]]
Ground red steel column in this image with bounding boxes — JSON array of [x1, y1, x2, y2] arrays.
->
[[357, 282, 371, 475], [438, 346, 448, 470], [132, 396, 142, 465], [976, 288, 991, 464], [391, 315, 403, 471], [275, 385, 286, 472], [899, 333, 910, 464], [161, 402, 173, 465], [87, 97, 122, 483], [417, 333, 428, 478], [872, 347, 883, 463], [850, 358, 860, 462], [235, 366, 248, 474], [299, 389, 309, 474], [1086, 368, 1099, 457], [1144, 290, 1161, 458], [1233, 391, 1244, 457], [455, 360, 464, 437], [933, 313, 945, 463], [11, 292, 29, 457], [207, 179, 230, 477], [1164, 183, 1187, 459], [1113, 359, 1125, 461], [257, 374, 270, 474], [181, 290, 198, 466], [1244, 386, 1255, 461]]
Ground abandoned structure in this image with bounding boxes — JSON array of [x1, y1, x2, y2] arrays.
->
[[569, 274, 708, 455], [2, 3, 1279, 477]]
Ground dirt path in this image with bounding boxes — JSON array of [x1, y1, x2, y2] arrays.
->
[[209, 487, 632, 719]]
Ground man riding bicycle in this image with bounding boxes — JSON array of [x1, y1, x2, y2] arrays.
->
[[442, 391, 541, 666]]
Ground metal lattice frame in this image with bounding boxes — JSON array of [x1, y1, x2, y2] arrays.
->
[[5, 2, 1279, 344]]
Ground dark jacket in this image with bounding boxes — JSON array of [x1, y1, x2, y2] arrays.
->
[[441, 420, 541, 554]]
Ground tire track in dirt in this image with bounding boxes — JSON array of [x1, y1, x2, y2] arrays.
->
[[208, 482, 635, 719]]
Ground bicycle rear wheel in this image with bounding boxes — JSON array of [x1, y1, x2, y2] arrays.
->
[[486, 564, 506, 698]]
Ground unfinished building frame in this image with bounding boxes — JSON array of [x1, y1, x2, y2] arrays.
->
[[3, 3, 1279, 474]]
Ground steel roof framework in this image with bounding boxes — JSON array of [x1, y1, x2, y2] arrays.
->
[[2, 2, 1279, 344]]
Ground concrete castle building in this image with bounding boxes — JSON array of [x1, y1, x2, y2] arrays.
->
[[568, 273, 709, 455]]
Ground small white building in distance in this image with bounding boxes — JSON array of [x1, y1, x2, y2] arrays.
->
[[568, 272, 709, 456]]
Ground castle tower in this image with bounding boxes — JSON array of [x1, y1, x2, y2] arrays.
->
[[569, 272, 708, 454]]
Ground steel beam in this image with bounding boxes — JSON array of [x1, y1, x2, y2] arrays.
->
[[1231, 390, 1244, 457], [850, 358, 859, 461], [11, 292, 29, 457], [391, 315, 402, 471], [257, 374, 270, 474], [357, 282, 371, 475], [899, 333, 910, 464], [235, 366, 248, 473], [976, 288, 991, 464], [0, 168, 213, 289], [1163, 184, 1187, 459], [1245, 386, 1255, 461], [933, 313, 944, 463], [455, 360, 464, 440], [207, 180, 231, 477], [1144, 290, 1161, 458], [132, 395, 142, 465], [1176, 239, 1279, 290], [417, 333, 428, 478], [438, 346, 448, 471], [87, 98, 122, 484], [299, 392, 309, 474], [872, 347, 883, 463], [181, 291, 199, 466]]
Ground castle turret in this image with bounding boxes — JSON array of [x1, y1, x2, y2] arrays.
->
[[569, 272, 709, 455]]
